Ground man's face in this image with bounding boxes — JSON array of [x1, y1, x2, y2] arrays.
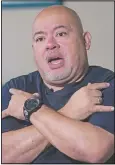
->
[[32, 10, 88, 85]]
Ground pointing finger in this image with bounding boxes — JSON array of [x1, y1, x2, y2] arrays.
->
[[9, 88, 31, 97], [94, 105, 114, 112], [88, 82, 110, 90]]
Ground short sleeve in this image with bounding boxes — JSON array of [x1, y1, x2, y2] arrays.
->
[[88, 79, 114, 134]]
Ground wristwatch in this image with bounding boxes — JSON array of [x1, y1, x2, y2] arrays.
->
[[23, 95, 43, 122]]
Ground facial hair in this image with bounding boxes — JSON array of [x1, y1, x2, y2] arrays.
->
[[44, 66, 72, 81]]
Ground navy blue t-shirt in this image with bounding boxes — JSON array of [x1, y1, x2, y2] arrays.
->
[[2, 66, 114, 163]]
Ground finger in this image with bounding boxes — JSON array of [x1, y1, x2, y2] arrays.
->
[[94, 105, 114, 112], [9, 88, 31, 97], [95, 97, 103, 105], [2, 109, 9, 119], [92, 97, 102, 105], [87, 82, 110, 90], [91, 90, 102, 97]]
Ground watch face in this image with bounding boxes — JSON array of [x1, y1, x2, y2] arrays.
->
[[25, 98, 40, 112]]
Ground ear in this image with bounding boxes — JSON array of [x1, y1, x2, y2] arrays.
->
[[83, 32, 92, 50]]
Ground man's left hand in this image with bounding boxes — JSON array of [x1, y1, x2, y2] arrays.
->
[[2, 89, 38, 120]]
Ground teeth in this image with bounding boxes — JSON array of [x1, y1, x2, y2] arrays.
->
[[49, 58, 62, 63], [51, 59, 62, 64]]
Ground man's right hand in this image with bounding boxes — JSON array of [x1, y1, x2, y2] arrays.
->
[[60, 82, 114, 120]]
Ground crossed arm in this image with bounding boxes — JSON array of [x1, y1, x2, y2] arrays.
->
[[30, 105, 114, 163], [2, 107, 114, 163], [2, 125, 49, 163], [2, 83, 114, 163]]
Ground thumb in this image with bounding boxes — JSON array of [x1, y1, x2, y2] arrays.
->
[[2, 109, 9, 119]]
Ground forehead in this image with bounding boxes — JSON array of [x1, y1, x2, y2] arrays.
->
[[33, 12, 76, 32]]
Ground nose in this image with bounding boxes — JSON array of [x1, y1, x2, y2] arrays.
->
[[46, 36, 60, 50]]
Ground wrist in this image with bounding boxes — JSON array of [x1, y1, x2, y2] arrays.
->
[[23, 96, 43, 122], [30, 105, 49, 122], [59, 104, 81, 120], [58, 105, 73, 119]]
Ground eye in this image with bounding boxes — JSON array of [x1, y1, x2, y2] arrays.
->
[[56, 32, 67, 37], [35, 37, 45, 42]]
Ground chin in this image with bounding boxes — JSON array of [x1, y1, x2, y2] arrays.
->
[[44, 73, 75, 87], [47, 67, 72, 80]]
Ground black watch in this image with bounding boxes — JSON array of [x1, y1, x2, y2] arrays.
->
[[23, 96, 43, 122]]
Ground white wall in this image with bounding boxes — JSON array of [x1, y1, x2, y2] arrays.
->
[[2, 2, 114, 84], [2, 8, 43, 84], [64, 1, 114, 71]]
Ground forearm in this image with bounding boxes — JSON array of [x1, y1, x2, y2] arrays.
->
[[30, 105, 114, 163], [2, 125, 49, 163], [14, 141, 49, 163]]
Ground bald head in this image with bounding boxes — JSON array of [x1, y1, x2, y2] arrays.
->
[[33, 5, 83, 35], [32, 5, 90, 86]]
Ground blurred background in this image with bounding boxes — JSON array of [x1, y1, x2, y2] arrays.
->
[[2, 1, 114, 84]]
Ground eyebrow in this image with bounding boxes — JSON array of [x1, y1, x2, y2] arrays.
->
[[33, 31, 46, 39], [33, 25, 71, 39]]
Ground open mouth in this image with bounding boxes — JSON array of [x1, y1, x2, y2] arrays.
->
[[47, 56, 64, 69], [48, 57, 63, 63]]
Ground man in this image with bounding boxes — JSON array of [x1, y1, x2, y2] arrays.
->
[[2, 5, 114, 163]]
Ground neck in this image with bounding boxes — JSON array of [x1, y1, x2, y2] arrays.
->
[[44, 66, 89, 92], [44, 82, 64, 92]]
